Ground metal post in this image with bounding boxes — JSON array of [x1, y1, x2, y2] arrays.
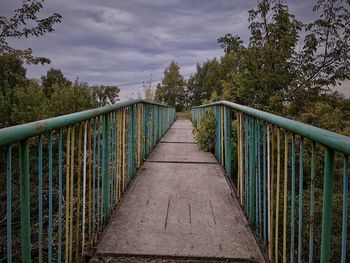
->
[[102, 114, 110, 223], [249, 118, 256, 224], [225, 107, 232, 178], [320, 149, 335, 263], [19, 140, 31, 263]]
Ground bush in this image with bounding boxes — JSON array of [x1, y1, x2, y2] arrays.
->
[[192, 110, 216, 152]]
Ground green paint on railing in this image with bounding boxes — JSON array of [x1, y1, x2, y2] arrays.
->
[[19, 140, 31, 263], [193, 100, 350, 156], [320, 149, 335, 263], [192, 100, 350, 263]]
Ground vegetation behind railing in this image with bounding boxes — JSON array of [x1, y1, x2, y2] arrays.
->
[[0, 99, 175, 263], [192, 100, 349, 263]]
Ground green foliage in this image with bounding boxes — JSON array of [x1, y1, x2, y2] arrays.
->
[[0, 55, 27, 127], [0, 0, 62, 64], [91, 85, 120, 106], [155, 61, 185, 111], [41, 68, 71, 98], [11, 80, 48, 124], [45, 82, 97, 117], [193, 110, 216, 152], [220, 0, 302, 113], [218, 34, 243, 54], [187, 58, 222, 106], [0, 56, 119, 128]]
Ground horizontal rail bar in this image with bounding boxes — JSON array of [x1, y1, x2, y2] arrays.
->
[[193, 100, 350, 155], [0, 99, 172, 147]]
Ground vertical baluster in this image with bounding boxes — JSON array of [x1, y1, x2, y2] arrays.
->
[[255, 121, 258, 231], [263, 125, 267, 245], [341, 156, 348, 263], [109, 112, 116, 209], [65, 126, 71, 263], [75, 125, 82, 262], [38, 136, 43, 263], [275, 128, 281, 263], [96, 118, 100, 233], [267, 125, 271, 258], [138, 105, 142, 166], [144, 105, 149, 156], [297, 138, 304, 263], [290, 134, 296, 263], [240, 113, 244, 205], [48, 131, 53, 262], [135, 105, 139, 168], [118, 110, 122, 200], [237, 113, 241, 198], [82, 121, 88, 256], [152, 106, 155, 148], [114, 112, 118, 205], [69, 126, 75, 263], [92, 119, 97, 238], [19, 140, 31, 263], [128, 106, 133, 179], [225, 107, 232, 179], [7, 146, 12, 263], [58, 129, 63, 262], [258, 121, 261, 235], [244, 116, 250, 214], [57, 129, 63, 262], [320, 149, 335, 263], [216, 106, 220, 160], [308, 142, 315, 263], [249, 118, 256, 224], [270, 126, 275, 261], [122, 109, 127, 192], [103, 114, 110, 224], [142, 105, 146, 159], [221, 105, 224, 166], [88, 120, 92, 246], [283, 132, 288, 263]]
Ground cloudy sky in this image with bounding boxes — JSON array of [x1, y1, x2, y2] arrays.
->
[[3, 0, 348, 100]]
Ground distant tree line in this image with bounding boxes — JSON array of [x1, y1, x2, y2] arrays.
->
[[0, 56, 120, 128], [154, 0, 350, 136]]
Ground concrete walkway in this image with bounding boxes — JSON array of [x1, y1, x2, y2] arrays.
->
[[96, 120, 265, 262]]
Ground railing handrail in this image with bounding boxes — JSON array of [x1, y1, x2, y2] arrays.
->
[[193, 100, 350, 156], [0, 99, 172, 147]]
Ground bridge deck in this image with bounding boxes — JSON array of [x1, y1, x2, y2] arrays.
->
[[96, 120, 265, 262]]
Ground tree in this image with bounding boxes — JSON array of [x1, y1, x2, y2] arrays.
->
[[186, 56, 236, 107], [0, 55, 28, 127], [11, 80, 48, 124], [46, 81, 97, 116], [155, 61, 185, 111], [290, 0, 350, 113], [219, 0, 302, 113], [0, 0, 62, 64], [41, 68, 71, 98], [91, 85, 120, 106], [217, 34, 243, 54]]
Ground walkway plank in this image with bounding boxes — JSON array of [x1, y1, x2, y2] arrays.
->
[[96, 120, 265, 262]]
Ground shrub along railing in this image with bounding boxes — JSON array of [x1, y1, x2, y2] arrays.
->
[[192, 101, 349, 263], [0, 99, 175, 263]]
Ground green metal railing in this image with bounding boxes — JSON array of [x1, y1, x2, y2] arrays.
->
[[0, 99, 175, 263], [192, 100, 349, 263]]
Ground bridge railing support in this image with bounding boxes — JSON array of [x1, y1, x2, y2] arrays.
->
[[0, 99, 175, 263], [192, 101, 349, 263]]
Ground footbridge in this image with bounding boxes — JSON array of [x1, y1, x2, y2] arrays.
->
[[0, 99, 349, 263]]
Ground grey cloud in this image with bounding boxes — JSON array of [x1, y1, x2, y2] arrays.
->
[[2, 0, 317, 100]]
